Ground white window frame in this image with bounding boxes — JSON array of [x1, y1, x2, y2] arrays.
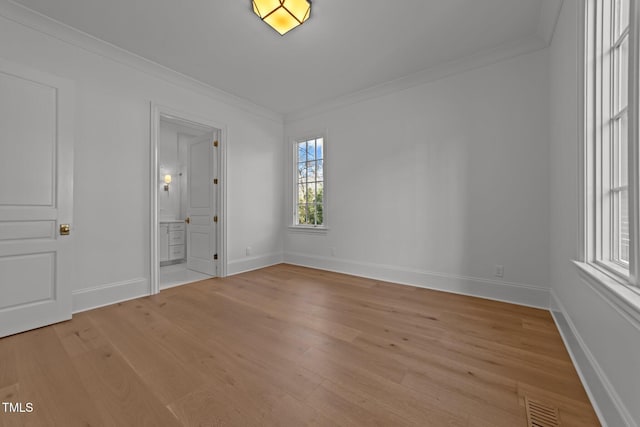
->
[[289, 133, 328, 232], [578, 0, 640, 326]]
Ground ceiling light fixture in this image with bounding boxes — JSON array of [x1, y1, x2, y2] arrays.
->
[[252, 0, 311, 36]]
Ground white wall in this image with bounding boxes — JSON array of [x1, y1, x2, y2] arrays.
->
[[284, 49, 551, 307], [549, 1, 640, 425], [0, 9, 284, 305]]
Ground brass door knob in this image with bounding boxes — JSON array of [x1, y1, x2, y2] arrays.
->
[[59, 224, 70, 235], [185, 217, 190, 224]]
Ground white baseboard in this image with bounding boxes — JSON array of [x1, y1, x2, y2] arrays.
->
[[283, 252, 549, 309], [550, 291, 635, 427], [72, 277, 150, 314], [227, 252, 284, 276]]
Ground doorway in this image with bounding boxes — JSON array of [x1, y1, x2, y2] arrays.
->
[[150, 104, 226, 294]]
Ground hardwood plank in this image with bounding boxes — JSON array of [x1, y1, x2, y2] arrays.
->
[[299, 346, 468, 426], [10, 327, 104, 426], [0, 384, 22, 427], [402, 370, 526, 427], [68, 344, 181, 426], [87, 306, 207, 405], [305, 380, 417, 426], [0, 337, 18, 390], [0, 264, 600, 426]]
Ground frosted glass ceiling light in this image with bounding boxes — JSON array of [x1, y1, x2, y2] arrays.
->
[[253, 0, 311, 35]]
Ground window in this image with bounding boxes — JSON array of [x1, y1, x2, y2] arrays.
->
[[293, 136, 325, 228], [610, 0, 630, 266], [583, 0, 639, 286]]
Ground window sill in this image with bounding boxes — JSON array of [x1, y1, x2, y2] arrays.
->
[[287, 225, 329, 235], [573, 260, 640, 330]]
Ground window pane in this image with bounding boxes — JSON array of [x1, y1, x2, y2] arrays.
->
[[309, 204, 317, 225], [298, 162, 307, 182], [613, 188, 630, 264], [317, 160, 323, 180], [618, 0, 630, 36], [314, 202, 323, 225], [306, 182, 316, 204], [316, 138, 323, 160], [297, 143, 306, 162], [619, 36, 629, 110], [620, 114, 628, 186], [316, 182, 324, 203], [297, 204, 307, 225], [615, 113, 628, 187], [612, 113, 629, 265], [620, 189, 629, 262], [305, 160, 316, 181], [306, 140, 316, 161], [307, 160, 316, 181]]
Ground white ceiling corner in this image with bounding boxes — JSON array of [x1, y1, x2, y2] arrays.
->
[[536, 0, 565, 45]]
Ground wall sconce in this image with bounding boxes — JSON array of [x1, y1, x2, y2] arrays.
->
[[163, 174, 172, 191]]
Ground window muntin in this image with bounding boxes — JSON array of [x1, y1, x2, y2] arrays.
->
[[294, 137, 324, 227]]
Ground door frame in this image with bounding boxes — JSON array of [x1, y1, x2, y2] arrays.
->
[[149, 103, 227, 294]]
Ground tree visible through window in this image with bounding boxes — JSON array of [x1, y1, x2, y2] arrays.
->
[[295, 137, 324, 226]]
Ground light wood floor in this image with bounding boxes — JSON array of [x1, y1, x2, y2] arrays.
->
[[0, 264, 599, 426]]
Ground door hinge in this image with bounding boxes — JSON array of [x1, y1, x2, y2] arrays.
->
[[213, 178, 218, 184], [213, 140, 219, 147], [213, 253, 218, 260], [213, 215, 218, 223]]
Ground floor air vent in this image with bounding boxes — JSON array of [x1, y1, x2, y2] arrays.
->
[[525, 397, 560, 427]]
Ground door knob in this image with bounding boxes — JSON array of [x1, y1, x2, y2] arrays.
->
[[185, 217, 190, 224], [59, 224, 70, 235]]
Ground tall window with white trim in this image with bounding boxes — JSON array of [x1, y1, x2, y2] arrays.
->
[[612, 0, 630, 265], [294, 136, 325, 227], [584, 0, 639, 284]]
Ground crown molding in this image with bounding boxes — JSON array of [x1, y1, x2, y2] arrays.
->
[[537, 0, 564, 45], [0, 0, 283, 123], [284, 35, 548, 123], [0, 0, 560, 126]]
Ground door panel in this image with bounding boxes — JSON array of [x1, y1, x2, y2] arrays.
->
[[189, 144, 210, 208], [0, 252, 55, 309], [0, 60, 74, 338], [0, 72, 56, 206], [186, 133, 217, 276], [0, 221, 56, 241]]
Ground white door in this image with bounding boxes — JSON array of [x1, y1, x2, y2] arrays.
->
[[186, 132, 217, 276], [0, 60, 74, 338]]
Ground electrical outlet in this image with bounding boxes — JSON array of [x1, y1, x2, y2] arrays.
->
[[495, 265, 504, 278], [246, 246, 252, 256]]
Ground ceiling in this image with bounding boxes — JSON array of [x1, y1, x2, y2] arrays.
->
[[12, 0, 557, 115]]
